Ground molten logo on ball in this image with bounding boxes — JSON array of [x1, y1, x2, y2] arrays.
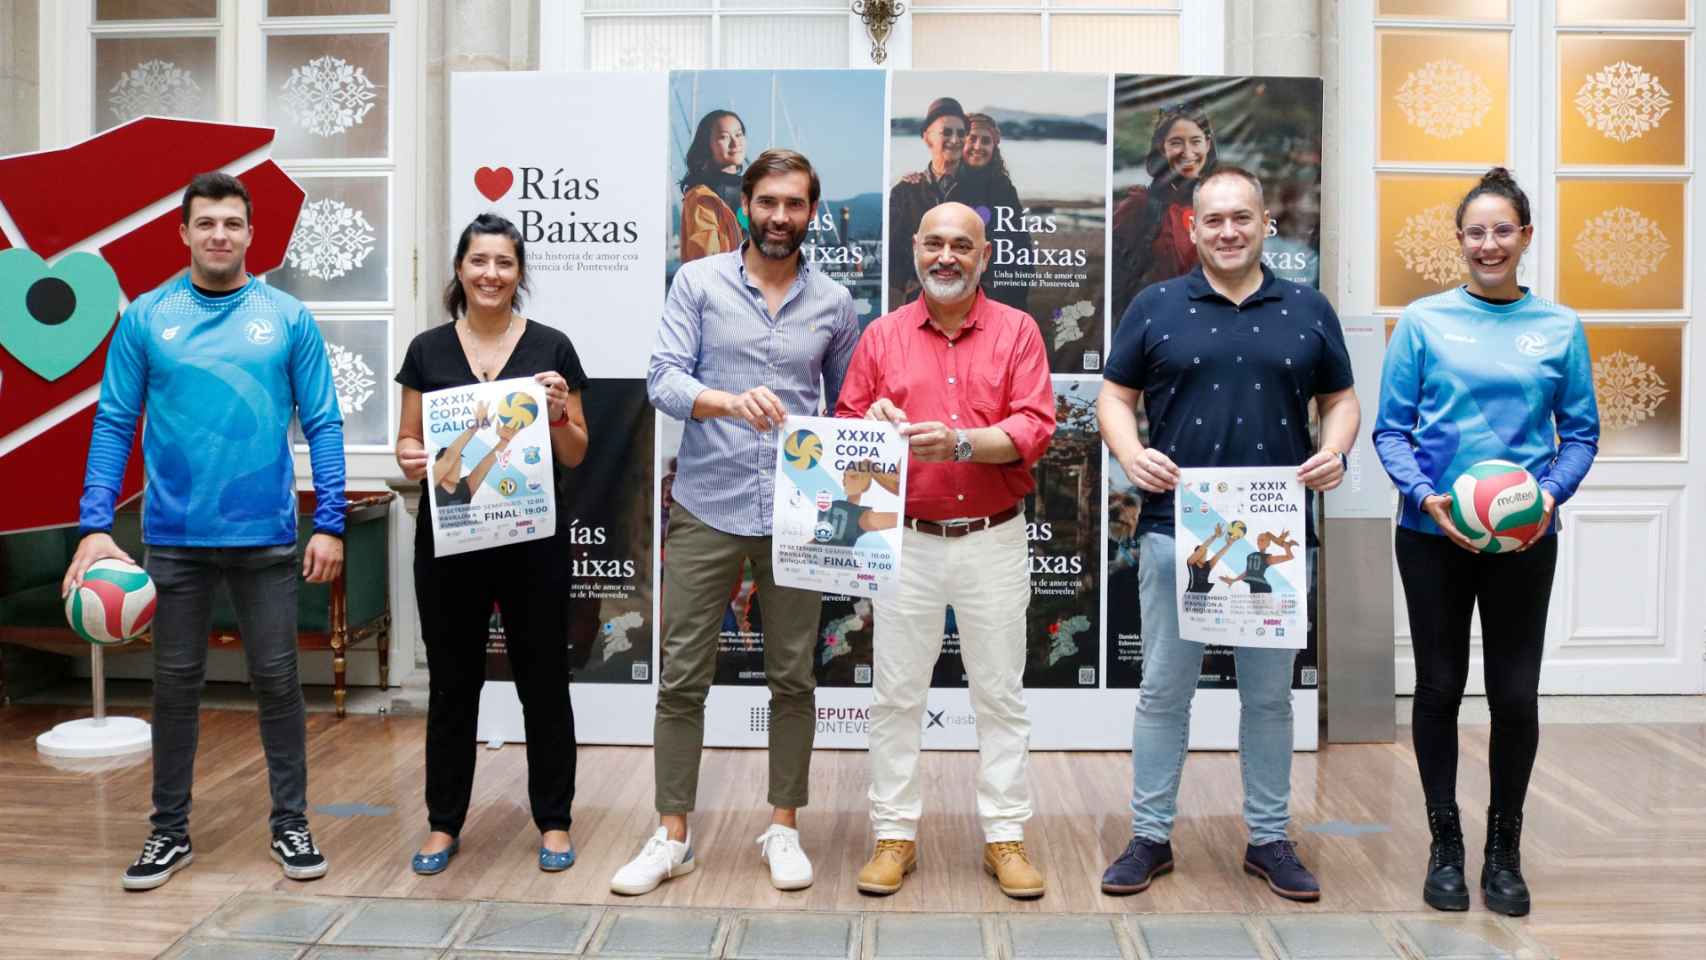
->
[[1449, 460, 1545, 554]]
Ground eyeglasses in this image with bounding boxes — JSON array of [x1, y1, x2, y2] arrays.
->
[[1461, 222, 1525, 244]]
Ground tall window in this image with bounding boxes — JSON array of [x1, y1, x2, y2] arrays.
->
[[548, 0, 1219, 73], [1341, 0, 1703, 695], [44, 0, 417, 466]]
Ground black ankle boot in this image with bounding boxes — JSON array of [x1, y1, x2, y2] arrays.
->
[[1423, 802, 1469, 911], [1481, 807, 1531, 916]]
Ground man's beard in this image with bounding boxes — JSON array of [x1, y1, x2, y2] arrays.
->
[[916, 260, 980, 301], [748, 218, 805, 260]]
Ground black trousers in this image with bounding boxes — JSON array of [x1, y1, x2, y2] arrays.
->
[[1394, 527, 1557, 814], [415, 530, 577, 837]]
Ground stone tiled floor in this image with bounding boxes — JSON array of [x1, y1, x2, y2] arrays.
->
[[157, 892, 1554, 959]]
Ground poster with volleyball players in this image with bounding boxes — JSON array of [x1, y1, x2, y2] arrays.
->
[[771, 415, 907, 599], [422, 377, 555, 558], [1173, 466, 1306, 649]]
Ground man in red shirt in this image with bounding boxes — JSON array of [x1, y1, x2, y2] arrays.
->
[[836, 202, 1055, 899]]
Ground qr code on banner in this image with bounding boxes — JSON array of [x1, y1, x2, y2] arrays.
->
[[631, 663, 650, 681], [1078, 667, 1097, 686], [1301, 667, 1318, 687], [855, 664, 872, 685], [1082, 351, 1101, 371]]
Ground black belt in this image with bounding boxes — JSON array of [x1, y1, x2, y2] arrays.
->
[[903, 505, 1022, 538]]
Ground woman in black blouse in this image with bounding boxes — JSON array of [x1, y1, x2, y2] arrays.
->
[[394, 213, 589, 875]]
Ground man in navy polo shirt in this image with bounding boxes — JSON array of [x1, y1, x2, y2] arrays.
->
[[1095, 166, 1359, 902]]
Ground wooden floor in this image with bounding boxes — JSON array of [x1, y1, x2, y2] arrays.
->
[[1, 705, 1702, 959]]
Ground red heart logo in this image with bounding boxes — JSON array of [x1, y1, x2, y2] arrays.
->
[[475, 166, 513, 202]]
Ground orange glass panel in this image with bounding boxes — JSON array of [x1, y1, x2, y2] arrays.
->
[[1378, 174, 1481, 309], [1559, 0, 1689, 24], [1378, 0, 1509, 19], [1378, 30, 1509, 165], [1560, 35, 1686, 166], [1556, 179, 1686, 312], [1583, 324, 1683, 457]]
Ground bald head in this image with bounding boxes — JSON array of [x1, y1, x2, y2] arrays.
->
[[913, 202, 990, 306], [918, 202, 986, 245]]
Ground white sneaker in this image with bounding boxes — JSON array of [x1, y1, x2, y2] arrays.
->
[[755, 824, 814, 891], [609, 826, 695, 895]]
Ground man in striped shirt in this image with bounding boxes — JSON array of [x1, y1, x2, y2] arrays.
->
[[614, 149, 860, 897]]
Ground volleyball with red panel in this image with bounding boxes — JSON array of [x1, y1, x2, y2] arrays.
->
[[1448, 459, 1546, 554], [64, 559, 156, 646]]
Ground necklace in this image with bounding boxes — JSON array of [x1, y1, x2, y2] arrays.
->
[[460, 314, 515, 381]]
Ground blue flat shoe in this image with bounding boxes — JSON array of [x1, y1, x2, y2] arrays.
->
[[411, 838, 459, 876], [538, 843, 576, 873]]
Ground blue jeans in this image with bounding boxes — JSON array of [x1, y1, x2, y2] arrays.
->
[[145, 544, 307, 836], [1130, 532, 1297, 845]]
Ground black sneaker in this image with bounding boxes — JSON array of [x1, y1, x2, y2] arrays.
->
[[270, 825, 329, 881], [122, 831, 193, 891]]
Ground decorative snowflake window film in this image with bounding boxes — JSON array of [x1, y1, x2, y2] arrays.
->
[[1393, 202, 1466, 286], [281, 55, 378, 137], [286, 198, 378, 282], [1591, 350, 1668, 431], [1573, 206, 1670, 289], [324, 340, 377, 416], [1394, 60, 1493, 139], [108, 59, 203, 122], [1573, 60, 1672, 143]]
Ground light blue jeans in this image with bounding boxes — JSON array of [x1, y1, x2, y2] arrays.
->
[[1130, 532, 1298, 846]]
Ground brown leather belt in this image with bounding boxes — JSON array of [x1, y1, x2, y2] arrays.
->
[[904, 505, 1022, 538]]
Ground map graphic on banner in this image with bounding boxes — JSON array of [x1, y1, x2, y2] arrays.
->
[[771, 415, 907, 599], [422, 377, 554, 557], [1174, 467, 1307, 649]]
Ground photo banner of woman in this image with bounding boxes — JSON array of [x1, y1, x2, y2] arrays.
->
[[667, 70, 886, 327], [1173, 467, 1308, 649], [887, 72, 1109, 372], [1110, 75, 1324, 332], [422, 378, 555, 557]]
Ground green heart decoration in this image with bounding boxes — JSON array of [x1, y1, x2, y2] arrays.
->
[[0, 248, 123, 382]]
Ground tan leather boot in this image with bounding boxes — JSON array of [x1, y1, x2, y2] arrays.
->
[[856, 839, 917, 895], [984, 840, 1045, 898]]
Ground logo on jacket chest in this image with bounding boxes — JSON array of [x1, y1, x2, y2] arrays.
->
[[244, 316, 276, 345]]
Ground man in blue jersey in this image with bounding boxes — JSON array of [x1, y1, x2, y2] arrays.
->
[[1096, 167, 1359, 903], [61, 172, 346, 891]]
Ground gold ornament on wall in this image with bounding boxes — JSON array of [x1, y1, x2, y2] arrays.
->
[[1582, 325, 1683, 458], [1559, 36, 1686, 166], [1377, 174, 1480, 309], [1379, 30, 1508, 164], [1394, 201, 1469, 286], [852, 1, 905, 65], [1557, 179, 1685, 311]]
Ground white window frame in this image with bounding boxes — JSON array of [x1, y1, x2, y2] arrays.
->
[[38, 1, 421, 688], [544, 0, 1224, 73]]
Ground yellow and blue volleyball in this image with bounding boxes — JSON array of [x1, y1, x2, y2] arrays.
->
[[782, 429, 823, 471], [64, 558, 155, 646], [496, 391, 538, 430]]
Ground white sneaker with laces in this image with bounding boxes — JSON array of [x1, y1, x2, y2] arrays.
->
[[755, 824, 813, 891], [609, 826, 695, 895]]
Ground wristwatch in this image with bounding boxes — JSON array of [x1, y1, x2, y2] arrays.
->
[[953, 429, 973, 462], [1326, 446, 1347, 471]]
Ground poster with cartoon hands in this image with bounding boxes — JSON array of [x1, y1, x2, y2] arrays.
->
[[1175, 466, 1307, 649], [771, 415, 907, 599], [424, 376, 554, 557]]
